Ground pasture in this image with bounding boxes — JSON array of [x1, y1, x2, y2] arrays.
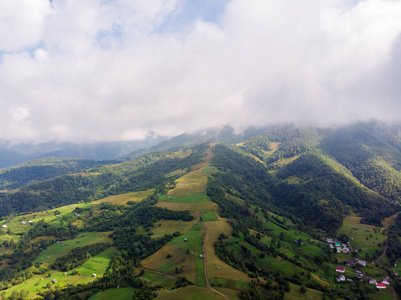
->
[[337, 214, 385, 259], [5, 249, 115, 298], [155, 286, 227, 300], [92, 189, 154, 205], [159, 192, 210, 203], [33, 232, 111, 264], [201, 210, 218, 222], [89, 287, 136, 300]]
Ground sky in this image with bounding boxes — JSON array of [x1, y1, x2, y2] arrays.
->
[[1, 0, 401, 143]]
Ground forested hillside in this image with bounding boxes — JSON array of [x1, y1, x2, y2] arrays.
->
[[1, 123, 401, 300]]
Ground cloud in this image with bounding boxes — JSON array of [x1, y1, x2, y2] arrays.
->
[[0, 0, 401, 142]]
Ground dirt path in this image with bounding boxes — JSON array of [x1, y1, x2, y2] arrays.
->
[[192, 211, 230, 300]]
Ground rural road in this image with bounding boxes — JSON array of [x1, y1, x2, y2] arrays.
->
[[193, 211, 230, 300]]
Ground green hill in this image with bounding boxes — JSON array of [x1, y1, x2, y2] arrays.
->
[[1, 123, 401, 299]]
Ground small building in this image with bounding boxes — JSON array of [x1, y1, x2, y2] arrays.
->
[[376, 283, 386, 289], [327, 238, 334, 243], [28, 220, 33, 224], [336, 275, 346, 282], [346, 259, 356, 266], [357, 259, 367, 267], [21, 221, 27, 225], [369, 279, 377, 285], [184, 238, 188, 242], [382, 277, 390, 285], [92, 274, 96, 277], [56, 215, 60, 218], [329, 244, 334, 249], [199, 254, 204, 259], [335, 242, 341, 247], [336, 266, 345, 273], [1, 224, 7, 228], [346, 278, 354, 282], [52, 279, 57, 283]]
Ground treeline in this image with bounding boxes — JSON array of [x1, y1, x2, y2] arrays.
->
[[52, 243, 110, 271], [211, 143, 397, 231], [0, 220, 78, 289], [86, 194, 193, 232], [0, 159, 99, 190], [0, 144, 207, 218]]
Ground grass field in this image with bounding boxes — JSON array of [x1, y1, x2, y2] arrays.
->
[[159, 192, 210, 203], [150, 219, 198, 238], [92, 189, 154, 205], [89, 287, 136, 300], [75, 249, 115, 276], [33, 232, 111, 264], [155, 286, 227, 300], [337, 214, 385, 259], [205, 219, 251, 283], [201, 210, 218, 222], [156, 201, 218, 212], [5, 249, 115, 298], [284, 283, 323, 299]]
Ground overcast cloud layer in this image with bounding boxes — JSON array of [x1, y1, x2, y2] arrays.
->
[[1, 0, 401, 142]]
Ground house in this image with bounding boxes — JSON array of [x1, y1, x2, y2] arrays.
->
[[346, 278, 354, 282], [327, 238, 334, 243], [92, 274, 96, 277], [346, 259, 356, 267], [357, 259, 367, 267], [369, 279, 377, 285], [329, 244, 334, 249], [184, 238, 188, 242], [1, 224, 7, 228], [376, 283, 386, 289], [21, 221, 27, 225], [382, 277, 390, 285], [52, 279, 57, 283], [336, 247, 342, 253], [336, 275, 346, 282], [335, 242, 341, 247], [28, 221, 33, 224], [336, 267, 345, 273], [56, 215, 60, 218], [199, 254, 204, 259]]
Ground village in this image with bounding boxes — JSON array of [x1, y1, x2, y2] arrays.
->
[[325, 237, 394, 290]]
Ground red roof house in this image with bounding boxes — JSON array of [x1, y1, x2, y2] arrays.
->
[[336, 267, 345, 273], [376, 283, 386, 289]]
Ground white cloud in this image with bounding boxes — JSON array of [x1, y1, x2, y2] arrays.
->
[[0, 0, 401, 142]]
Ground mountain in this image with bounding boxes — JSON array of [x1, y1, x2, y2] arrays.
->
[[1, 122, 401, 299], [0, 137, 168, 169]]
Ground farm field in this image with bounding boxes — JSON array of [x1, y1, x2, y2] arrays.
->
[[159, 192, 210, 203]]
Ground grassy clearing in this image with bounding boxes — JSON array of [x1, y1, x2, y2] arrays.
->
[[156, 201, 218, 212], [150, 219, 198, 238], [168, 222, 204, 255], [201, 210, 218, 222], [75, 249, 115, 277], [337, 214, 385, 259], [5, 249, 115, 298], [159, 192, 210, 203], [89, 287, 136, 300], [205, 219, 251, 282], [284, 283, 323, 299], [34, 232, 111, 264], [155, 286, 227, 300], [92, 189, 154, 205]]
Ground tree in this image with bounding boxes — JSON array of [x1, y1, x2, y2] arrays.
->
[[300, 285, 307, 294]]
